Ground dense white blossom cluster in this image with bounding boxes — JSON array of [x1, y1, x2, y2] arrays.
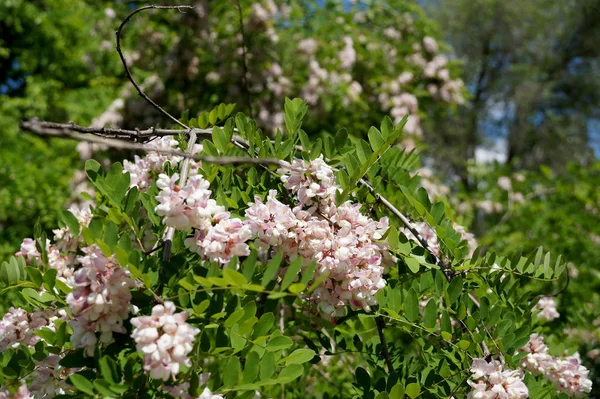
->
[[0, 307, 66, 351], [520, 334, 592, 395], [123, 136, 202, 191], [533, 296, 560, 321], [155, 173, 253, 264], [30, 353, 79, 398], [467, 358, 529, 399], [155, 154, 391, 317], [67, 245, 138, 355], [130, 301, 200, 381]]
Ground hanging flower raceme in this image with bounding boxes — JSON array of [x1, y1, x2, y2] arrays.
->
[[278, 155, 338, 208], [520, 334, 592, 395], [274, 157, 391, 317], [467, 358, 529, 399], [0, 384, 32, 399], [67, 245, 138, 356], [29, 354, 79, 398], [533, 296, 560, 321], [0, 307, 65, 351], [130, 301, 200, 381]]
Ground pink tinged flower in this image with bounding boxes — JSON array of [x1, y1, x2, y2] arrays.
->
[[30, 353, 79, 397], [15, 238, 40, 263], [0, 307, 64, 351], [533, 296, 560, 321], [245, 190, 298, 247], [124, 137, 183, 190], [0, 384, 32, 399], [278, 155, 338, 208], [467, 358, 528, 399], [155, 173, 225, 232], [195, 217, 253, 264], [497, 176, 512, 191], [519, 334, 592, 395], [67, 246, 137, 355], [423, 36, 438, 53], [131, 301, 200, 381]]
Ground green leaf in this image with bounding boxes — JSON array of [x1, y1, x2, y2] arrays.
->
[[405, 257, 420, 274], [69, 373, 96, 396], [338, 115, 407, 203], [275, 364, 304, 383], [368, 127, 384, 151], [266, 336, 293, 352], [355, 367, 370, 390], [60, 210, 80, 236], [423, 300, 437, 328], [243, 351, 260, 383], [260, 352, 276, 381], [543, 252, 553, 279], [279, 349, 315, 365], [390, 383, 405, 399], [99, 356, 118, 384], [441, 311, 452, 334], [406, 383, 420, 398], [224, 309, 245, 328], [281, 258, 302, 291], [43, 268, 58, 292], [25, 266, 43, 288], [405, 288, 419, 322], [222, 269, 248, 286], [262, 250, 283, 286], [447, 276, 463, 304], [223, 357, 241, 387], [335, 128, 349, 149], [253, 313, 275, 338]]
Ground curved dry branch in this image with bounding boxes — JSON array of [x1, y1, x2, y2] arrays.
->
[[115, 5, 195, 130]]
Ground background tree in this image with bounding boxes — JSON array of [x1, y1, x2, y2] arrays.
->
[[424, 0, 600, 180]]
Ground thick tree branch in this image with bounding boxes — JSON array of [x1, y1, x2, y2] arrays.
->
[[115, 5, 195, 130], [19, 122, 287, 168]]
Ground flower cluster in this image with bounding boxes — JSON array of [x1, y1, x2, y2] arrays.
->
[[0, 307, 65, 351], [279, 155, 338, 208], [29, 354, 78, 398], [520, 334, 592, 395], [67, 245, 138, 355], [130, 301, 200, 381], [155, 173, 252, 264], [265, 156, 391, 317], [467, 358, 528, 399], [17, 205, 93, 284], [164, 373, 224, 399], [533, 296, 560, 321], [0, 384, 31, 399], [123, 136, 201, 191]]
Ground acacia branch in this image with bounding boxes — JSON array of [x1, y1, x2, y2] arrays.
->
[[375, 316, 394, 374], [19, 122, 287, 168], [115, 5, 195, 130]]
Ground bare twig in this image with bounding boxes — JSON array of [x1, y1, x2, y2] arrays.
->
[[375, 316, 394, 374], [358, 177, 452, 279], [19, 122, 287, 168], [115, 5, 195, 130], [235, 0, 253, 119]]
